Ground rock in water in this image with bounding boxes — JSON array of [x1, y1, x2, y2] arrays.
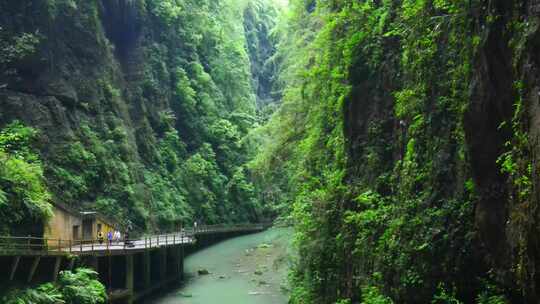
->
[[198, 268, 210, 275]]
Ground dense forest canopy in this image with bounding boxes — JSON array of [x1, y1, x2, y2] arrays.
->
[[3, 0, 540, 303]]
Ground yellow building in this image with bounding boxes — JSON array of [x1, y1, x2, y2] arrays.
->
[[80, 211, 118, 241], [44, 202, 119, 246]]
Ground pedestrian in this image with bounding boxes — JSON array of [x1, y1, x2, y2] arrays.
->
[[107, 231, 113, 245], [97, 230, 104, 244], [124, 230, 133, 247], [114, 230, 121, 243], [194, 221, 198, 231]]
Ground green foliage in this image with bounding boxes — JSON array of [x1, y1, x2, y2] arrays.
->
[[57, 268, 106, 304], [107, 0, 280, 228], [0, 0, 281, 233], [47, 122, 144, 226], [0, 120, 40, 157], [253, 0, 494, 303], [1, 268, 106, 304], [475, 281, 509, 304], [150, 0, 183, 25], [0, 28, 41, 69], [244, 0, 282, 105], [2, 283, 63, 304], [495, 65, 534, 290], [361, 286, 393, 304], [431, 281, 508, 304], [180, 144, 228, 224], [431, 284, 462, 304], [0, 121, 52, 233]]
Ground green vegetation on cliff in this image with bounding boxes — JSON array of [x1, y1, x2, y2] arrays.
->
[[252, 0, 535, 303], [4, 0, 540, 303], [0, 0, 281, 232], [0, 122, 52, 235]]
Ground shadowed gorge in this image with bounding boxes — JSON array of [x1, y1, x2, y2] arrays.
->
[[4, 0, 540, 303]]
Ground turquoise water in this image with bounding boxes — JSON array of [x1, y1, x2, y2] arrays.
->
[[152, 228, 289, 304]]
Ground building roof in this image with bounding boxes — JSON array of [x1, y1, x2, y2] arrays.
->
[[80, 211, 120, 229], [51, 200, 80, 216], [50, 201, 121, 229]]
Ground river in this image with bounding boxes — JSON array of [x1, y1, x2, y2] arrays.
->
[[151, 228, 290, 304]]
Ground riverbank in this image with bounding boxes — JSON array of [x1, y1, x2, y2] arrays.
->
[[152, 228, 291, 304]]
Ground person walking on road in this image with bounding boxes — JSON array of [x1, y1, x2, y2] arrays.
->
[[97, 230, 104, 244], [114, 230, 121, 243], [125, 230, 135, 248], [107, 231, 113, 245]]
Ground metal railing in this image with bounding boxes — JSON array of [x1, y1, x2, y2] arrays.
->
[[0, 232, 194, 255], [0, 223, 270, 255], [187, 223, 269, 234]]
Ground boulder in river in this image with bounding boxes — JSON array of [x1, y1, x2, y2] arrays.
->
[[198, 268, 210, 275]]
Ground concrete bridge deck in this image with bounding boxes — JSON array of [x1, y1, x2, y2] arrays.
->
[[0, 223, 267, 256], [0, 223, 270, 303]]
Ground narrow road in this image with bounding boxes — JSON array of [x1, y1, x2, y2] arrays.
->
[[0, 223, 269, 256], [65, 232, 194, 254]]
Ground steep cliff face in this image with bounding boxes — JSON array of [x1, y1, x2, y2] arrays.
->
[[339, 1, 480, 301], [255, 0, 540, 303], [466, 0, 515, 295], [468, 0, 540, 301], [0, 0, 278, 232], [243, 1, 281, 107], [518, 6, 540, 301]]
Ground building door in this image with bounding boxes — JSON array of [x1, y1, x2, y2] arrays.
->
[[82, 219, 93, 241], [73, 225, 80, 240]]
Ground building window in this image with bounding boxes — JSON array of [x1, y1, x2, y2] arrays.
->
[[97, 223, 102, 232]]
